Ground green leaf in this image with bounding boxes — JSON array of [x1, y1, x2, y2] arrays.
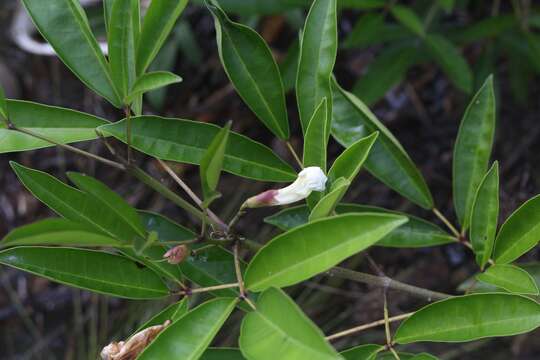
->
[[394, 293, 540, 343], [136, 0, 189, 74], [303, 98, 328, 170], [0, 100, 108, 153], [208, 3, 289, 139], [476, 264, 539, 295], [493, 194, 540, 264], [469, 161, 499, 268], [328, 132, 378, 184], [0, 246, 169, 299], [390, 5, 424, 37], [138, 298, 237, 359], [280, 39, 300, 92], [108, 0, 136, 100], [424, 34, 473, 93], [20, 0, 121, 107], [1, 218, 122, 248], [309, 178, 350, 221], [98, 116, 296, 182], [67, 172, 146, 238], [453, 75, 496, 230], [240, 287, 340, 360], [0, 84, 7, 120], [265, 204, 453, 248], [340, 344, 383, 360], [342, 13, 386, 49], [296, 0, 337, 134], [201, 348, 245, 360], [200, 121, 231, 200], [352, 44, 419, 105], [129, 71, 182, 101], [139, 211, 196, 242], [135, 298, 189, 333], [245, 213, 407, 291], [332, 79, 433, 209], [449, 15, 516, 44], [437, 0, 454, 12]]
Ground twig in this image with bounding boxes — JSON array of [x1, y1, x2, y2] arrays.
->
[[125, 107, 133, 164], [179, 282, 239, 295], [326, 312, 413, 340], [328, 267, 451, 301], [285, 141, 303, 169], [234, 242, 256, 310], [432, 208, 461, 238]]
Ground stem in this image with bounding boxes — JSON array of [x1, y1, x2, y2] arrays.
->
[[383, 293, 392, 347], [12, 126, 125, 170], [326, 312, 413, 340], [181, 282, 239, 295], [125, 107, 133, 164], [234, 241, 257, 310], [285, 141, 303, 169], [432, 208, 461, 238], [228, 203, 247, 231], [328, 267, 451, 301]]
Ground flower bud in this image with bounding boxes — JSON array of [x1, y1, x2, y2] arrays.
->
[[163, 245, 189, 264], [245, 167, 327, 208]]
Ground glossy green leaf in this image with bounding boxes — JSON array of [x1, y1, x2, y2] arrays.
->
[[469, 161, 499, 268], [139, 298, 237, 359], [424, 34, 473, 93], [1, 218, 122, 248], [332, 80, 433, 209], [0, 85, 7, 120], [108, 0, 136, 99], [265, 204, 453, 248], [245, 213, 407, 291], [328, 132, 378, 184], [129, 71, 182, 101], [136, 0, 189, 74], [341, 344, 383, 360], [296, 0, 337, 134], [352, 44, 419, 105], [20, 0, 121, 107], [139, 211, 196, 243], [453, 76, 495, 229], [342, 13, 386, 49], [98, 116, 296, 182], [0, 247, 169, 299], [67, 172, 146, 238], [209, 3, 289, 139], [390, 5, 424, 37], [201, 348, 245, 360], [303, 98, 328, 170], [200, 122, 231, 200], [135, 298, 189, 333], [476, 264, 539, 295], [493, 194, 540, 264], [240, 287, 340, 360], [309, 178, 350, 221], [395, 293, 540, 343], [0, 100, 108, 153], [280, 39, 300, 92]]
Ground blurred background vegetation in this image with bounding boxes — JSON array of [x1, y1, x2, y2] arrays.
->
[[1, 0, 540, 359]]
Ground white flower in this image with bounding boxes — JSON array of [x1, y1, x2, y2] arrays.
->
[[245, 167, 327, 208]]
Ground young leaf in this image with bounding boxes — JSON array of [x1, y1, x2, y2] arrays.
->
[[1, 218, 122, 248], [138, 298, 237, 359], [390, 5, 425, 37], [67, 172, 146, 238], [453, 76, 496, 230], [340, 344, 383, 360], [135, 298, 189, 333], [328, 132, 378, 184], [208, 2, 289, 139], [493, 194, 540, 264], [108, 0, 136, 100], [245, 213, 407, 291], [309, 178, 350, 221], [303, 98, 328, 170], [98, 116, 296, 182], [424, 34, 473, 93], [265, 204, 453, 248], [201, 348, 245, 360], [20, 0, 121, 107], [394, 293, 540, 343], [136, 0, 189, 74], [332, 79, 433, 209], [0, 247, 169, 299], [469, 161, 499, 268], [129, 71, 182, 100], [240, 287, 340, 360], [296, 0, 337, 134], [200, 122, 231, 201], [476, 264, 539, 295], [0, 100, 108, 153]]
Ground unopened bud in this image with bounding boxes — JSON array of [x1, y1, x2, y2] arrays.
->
[[163, 245, 189, 264]]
